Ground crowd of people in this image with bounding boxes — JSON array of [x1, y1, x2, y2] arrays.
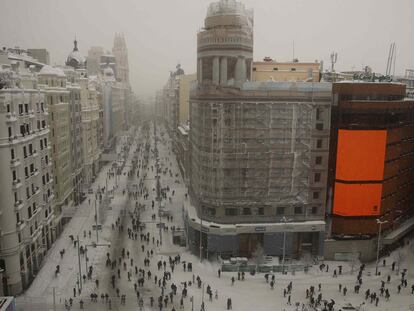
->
[[56, 121, 413, 311]]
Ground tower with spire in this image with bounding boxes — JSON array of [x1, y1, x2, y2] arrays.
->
[[112, 33, 130, 85]]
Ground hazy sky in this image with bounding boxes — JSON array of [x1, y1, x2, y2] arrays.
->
[[1, 0, 413, 98]]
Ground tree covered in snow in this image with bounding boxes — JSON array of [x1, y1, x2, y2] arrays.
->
[[252, 244, 266, 267]]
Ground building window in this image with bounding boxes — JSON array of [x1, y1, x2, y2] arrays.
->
[[316, 108, 322, 121], [8, 127, 12, 138], [317, 139, 322, 149], [273, 67, 278, 71], [225, 208, 238, 216], [294, 206, 303, 214], [10, 149, 15, 160], [291, 68, 296, 71], [12, 170, 17, 181], [23, 146, 27, 158], [314, 173, 321, 182], [242, 208, 251, 215], [316, 123, 324, 130], [313, 192, 320, 199], [28, 206, 32, 219], [276, 206, 285, 215], [14, 192, 18, 203], [258, 207, 264, 215], [311, 206, 318, 214], [252, 67, 256, 71], [315, 156, 322, 165]]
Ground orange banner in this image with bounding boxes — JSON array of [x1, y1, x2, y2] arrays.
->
[[336, 130, 387, 181], [333, 182, 382, 216]]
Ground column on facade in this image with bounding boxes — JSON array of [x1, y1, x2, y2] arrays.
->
[[240, 57, 247, 83], [220, 57, 228, 86], [198, 58, 203, 83], [212, 56, 220, 85], [235, 56, 244, 85]]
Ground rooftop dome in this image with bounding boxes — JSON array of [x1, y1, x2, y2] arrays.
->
[[66, 39, 86, 69]]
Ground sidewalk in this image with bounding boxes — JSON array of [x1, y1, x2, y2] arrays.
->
[[18, 131, 137, 309]]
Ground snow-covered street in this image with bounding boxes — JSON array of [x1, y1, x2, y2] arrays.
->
[[16, 122, 414, 311]]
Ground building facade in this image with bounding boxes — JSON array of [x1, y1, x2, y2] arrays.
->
[[86, 46, 104, 76], [38, 66, 73, 231], [0, 57, 55, 295], [64, 68, 84, 205], [187, 0, 330, 259], [27, 49, 50, 65], [252, 58, 321, 82], [79, 73, 101, 185], [326, 82, 414, 260]]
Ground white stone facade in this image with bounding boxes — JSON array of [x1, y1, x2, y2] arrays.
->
[[0, 68, 55, 294], [38, 67, 73, 227]]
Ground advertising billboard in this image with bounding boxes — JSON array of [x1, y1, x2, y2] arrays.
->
[[336, 130, 386, 181], [333, 182, 382, 216]]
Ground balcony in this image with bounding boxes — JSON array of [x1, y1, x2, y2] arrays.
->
[[14, 200, 24, 211], [5, 112, 17, 122], [16, 220, 25, 230], [10, 158, 21, 167], [12, 179, 22, 189]]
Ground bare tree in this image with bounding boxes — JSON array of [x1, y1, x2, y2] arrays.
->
[[252, 244, 266, 269], [395, 248, 406, 276], [350, 252, 360, 275]]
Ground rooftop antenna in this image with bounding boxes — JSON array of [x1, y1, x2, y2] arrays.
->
[[386, 42, 395, 76], [392, 44, 397, 79], [330, 52, 338, 72]]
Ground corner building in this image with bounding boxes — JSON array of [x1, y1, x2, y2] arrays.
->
[[0, 57, 55, 294], [325, 82, 414, 261], [187, 0, 330, 259]]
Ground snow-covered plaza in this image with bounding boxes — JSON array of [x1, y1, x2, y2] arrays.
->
[[16, 122, 414, 311]]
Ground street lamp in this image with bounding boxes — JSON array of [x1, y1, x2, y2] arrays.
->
[[281, 216, 292, 274], [76, 235, 82, 292], [375, 218, 388, 276]]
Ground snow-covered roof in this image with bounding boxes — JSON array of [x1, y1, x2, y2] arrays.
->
[[39, 65, 66, 77]]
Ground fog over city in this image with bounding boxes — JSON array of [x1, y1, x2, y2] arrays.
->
[[1, 0, 414, 96], [2, 0, 414, 310]]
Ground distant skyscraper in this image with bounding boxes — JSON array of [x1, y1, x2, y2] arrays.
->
[[112, 33, 130, 85], [87, 46, 104, 76], [27, 48, 50, 65]]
